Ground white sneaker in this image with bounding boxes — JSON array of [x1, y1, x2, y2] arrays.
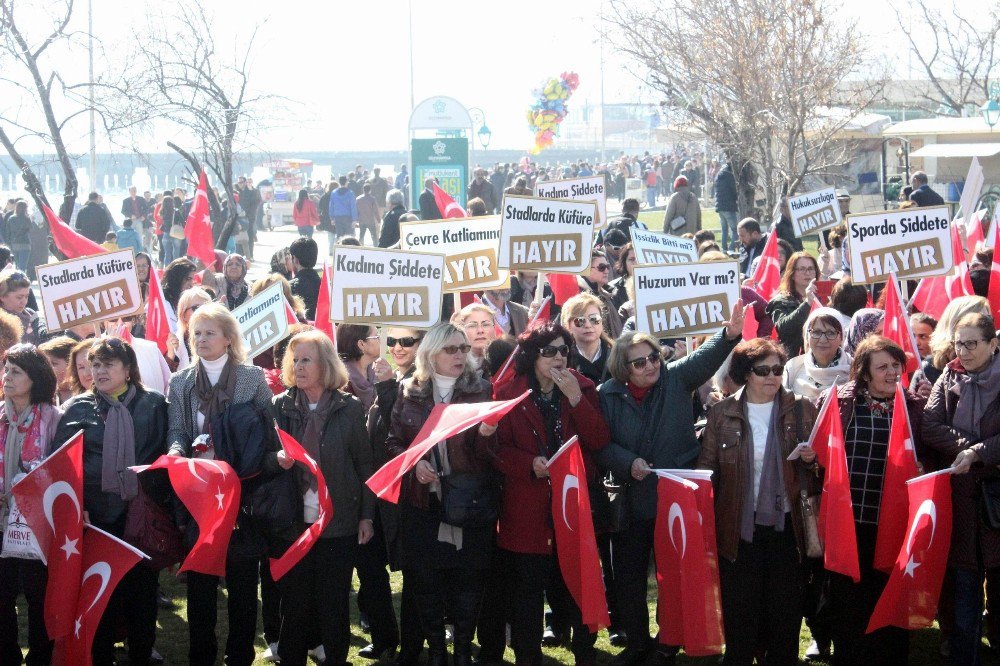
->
[[262, 642, 281, 662], [309, 644, 326, 663]]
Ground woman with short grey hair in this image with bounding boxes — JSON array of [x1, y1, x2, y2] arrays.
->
[[379, 189, 408, 248]]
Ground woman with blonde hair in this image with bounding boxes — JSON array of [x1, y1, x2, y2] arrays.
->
[[38, 335, 77, 404], [386, 322, 494, 666], [561, 292, 614, 385], [68, 338, 96, 395], [451, 303, 498, 373], [270, 330, 376, 665], [166, 287, 213, 371], [166, 302, 275, 666]]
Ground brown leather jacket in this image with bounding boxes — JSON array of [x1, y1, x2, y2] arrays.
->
[[697, 387, 818, 562], [385, 372, 493, 510]]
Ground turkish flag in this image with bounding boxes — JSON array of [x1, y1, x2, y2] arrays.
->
[[133, 455, 241, 576], [531, 295, 552, 327], [750, 231, 781, 300], [432, 182, 467, 219], [812, 389, 861, 582], [53, 525, 146, 666], [741, 303, 760, 340], [989, 219, 1000, 324], [269, 428, 335, 581], [867, 469, 954, 632], [881, 274, 920, 387], [366, 391, 530, 502], [910, 223, 974, 319], [11, 431, 85, 639], [41, 203, 106, 259], [144, 262, 175, 354], [654, 470, 724, 656], [314, 261, 335, 343], [546, 437, 610, 632], [873, 384, 921, 572], [184, 170, 217, 268], [964, 208, 987, 251], [548, 273, 581, 306], [283, 295, 299, 326]]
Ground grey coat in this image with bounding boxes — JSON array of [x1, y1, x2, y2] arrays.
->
[[596, 330, 739, 522], [166, 360, 273, 456]]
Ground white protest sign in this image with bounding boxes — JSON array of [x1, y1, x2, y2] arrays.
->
[[788, 187, 842, 237], [630, 228, 698, 264], [36, 249, 142, 331], [632, 260, 741, 337], [957, 157, 985, 221], [331, 246, 444, 327], [497, 194, 596, 273], [231, 282, 290, 359], [399, 215, 508, 292], [534, 175, 608, 229], [846, 205, 953, 284]]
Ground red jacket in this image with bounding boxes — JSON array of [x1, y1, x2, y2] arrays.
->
[[292, 198, 320, 227], [490, 369, 610, 554]]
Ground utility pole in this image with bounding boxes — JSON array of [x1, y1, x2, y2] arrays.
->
[[88, 0, 97, 190]]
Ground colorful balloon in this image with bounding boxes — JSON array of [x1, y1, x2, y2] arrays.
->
[[527, 71, 579, 155]]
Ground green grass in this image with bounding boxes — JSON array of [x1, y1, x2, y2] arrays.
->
[[17, 566, 992, 664]]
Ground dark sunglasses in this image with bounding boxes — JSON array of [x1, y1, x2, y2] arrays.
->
[[539, 344, 570, 358], [627, 352, 660, 370], [593, 263, 610, 272], [387, 336, 421, 348], [441, 344, 472, 355], [571, 314, 603, 328], [750, 364, 785, 377]]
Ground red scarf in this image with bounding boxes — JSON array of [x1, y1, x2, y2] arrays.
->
[[0, 404, 43, 490], [627, 383, 653, 404]]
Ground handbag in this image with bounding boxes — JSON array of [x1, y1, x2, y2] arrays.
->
[[432, 447, 498, 528], [248, 469, 302, 546], [123, 484, 183, 570], [980, 477, 1000, 530], [794, 400, 824, 558], [169, 223, 185, 240]]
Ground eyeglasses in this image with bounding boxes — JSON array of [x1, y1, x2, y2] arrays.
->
[[571, 314, 603, 328], [387, 336, 421, 348], [954, 339, 987, 351], [750, 364, 785, 377], [627, 352, 660, 370], [592, 264, 610, 272], [463, 321, 494, 330], [364, 335, 380, 340], [808, 329, 840, 341], [539, 344, 570, 358], [441, 344, 472, 355]]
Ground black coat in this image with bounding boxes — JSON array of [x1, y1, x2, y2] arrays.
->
[[775, 215, 803, 251], [738, 233, 769, 275], [54, 386, 169, 530], [379, 204, 405, 247], [910, 185, 945, 207], [291, 268, 321, 321], [76, 201, 111, 243], [714, 164, 738, 212], [418, 189, 441, 221]]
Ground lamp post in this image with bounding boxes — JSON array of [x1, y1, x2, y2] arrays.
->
[[468, 107, 491, 157], [981, 82, 1000, 131]]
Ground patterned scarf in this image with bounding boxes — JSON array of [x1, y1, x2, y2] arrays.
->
[[0, 402, 42, 497]]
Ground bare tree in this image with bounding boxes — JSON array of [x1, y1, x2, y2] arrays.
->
[[132, 0, 282, 252], [893, 1, 1000, 116], [607, 0, 887, 218]]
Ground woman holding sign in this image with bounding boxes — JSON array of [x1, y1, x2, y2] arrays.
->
[[270, 330, 377, 666], [385, 322, 494, 666], [765, 252, 820, 356], [0, 344, 62, 665], [923, 312, 1000, 665], [486, 321, 610, 665]]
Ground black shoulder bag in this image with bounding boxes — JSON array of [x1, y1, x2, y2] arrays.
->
[[431, 444, 498, 529]]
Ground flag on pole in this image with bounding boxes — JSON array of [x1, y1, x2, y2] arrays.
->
[[881, 274, 920, 387], [750, 230, 781, 300], [989, 219, 1000, 324], [144, 263, 175, 354], [42, 203, 106, 258], [432, 182, 467, 219], [314, 261, 335, 342], [910, 223, 974, 319], [184, 170, 217, 268]]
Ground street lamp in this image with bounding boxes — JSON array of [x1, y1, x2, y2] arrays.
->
[[477, 124, 492, 149], [982, 82, 1000, 131]]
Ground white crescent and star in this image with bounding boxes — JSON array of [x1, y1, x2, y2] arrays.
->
[[903, 499, 937, 577], [668, 502, 687, 559], [76, 560, 112, 636], [561, 475, 579, 531], [42, 481, 82, 559]]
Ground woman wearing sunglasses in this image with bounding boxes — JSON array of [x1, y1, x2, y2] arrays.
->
[[698, 338, 818, 663], [386, 322, 494, 666], [561, 293, 614, 386], [577, 251, 624, 339], [484, 321, 610, 665], [924, 312, 1000, 664], [815, 335, 926, 664], [337, 324, 393, 414], [595, 302, 746, 664]]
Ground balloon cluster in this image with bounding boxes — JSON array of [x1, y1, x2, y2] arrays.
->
[[527, 72, 580, 155]]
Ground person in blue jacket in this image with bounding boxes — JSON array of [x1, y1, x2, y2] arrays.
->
[[115, 218, 145, 253], [328, 175, 358, 242]]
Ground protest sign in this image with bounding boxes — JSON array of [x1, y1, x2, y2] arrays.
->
[[630, 228, 698, 264], [497, 194, 597, 273], [788, 187, 842, 237], [632, 260, 741, 337], [399, 215, 508, 292], [846, 206, 953, 284], [331, 246, 445, 327], [36, 249, 142, 331], [231, 282, 290, 359], [534, 175, 608, 229]]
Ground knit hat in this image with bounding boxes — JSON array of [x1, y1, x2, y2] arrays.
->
[[674, 176, 689, 189]]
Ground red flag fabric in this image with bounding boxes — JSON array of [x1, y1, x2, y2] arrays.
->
[[184, 170, 217, 268], [910, 223, 974, 319], [432, 182, 467, 219], [134, 455, 240, 576], [314, 262, 335, 342], [989, 220, 1000, 324], [881, 274, 920, 387], [750, 231, 781, 300], [867, 470, 954, 633], [269, 428, 335, 580], [741, 303, 760, 340], [53, 525, 146, 666], [41, 203, 106, 259], [366, 391, 530, 502], [654, 471, 724, 656], [873, 384, 921, 571], [283, 295, 298, 326], [11, 432, 85, 639], [813, 389, 861, 582], [548, 273, 581, 305], [144, 265, 174, 354], [965, 209, 987, 251], [546, 437, 610, 632], [531, 295, 552, 327]]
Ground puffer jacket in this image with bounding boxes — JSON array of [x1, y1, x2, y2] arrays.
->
[[270, 387, 374, 538], [697, 387, 817, 562]]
